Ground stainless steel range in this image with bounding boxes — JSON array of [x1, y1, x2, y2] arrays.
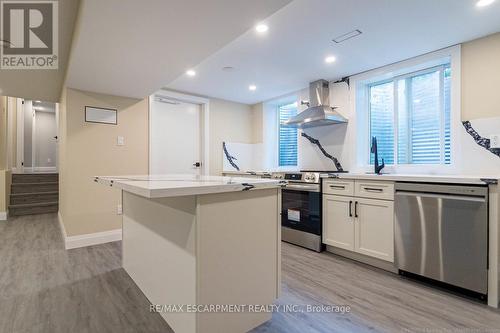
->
[[272, 170, 346, 252]]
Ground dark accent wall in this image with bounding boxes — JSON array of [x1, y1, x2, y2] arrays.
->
[[301, 132, 344, 171], [462, 121, 500, 158], [222, 142, 240, 171]]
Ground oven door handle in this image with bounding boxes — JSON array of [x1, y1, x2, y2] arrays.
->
[[284, 184, 320, 192]]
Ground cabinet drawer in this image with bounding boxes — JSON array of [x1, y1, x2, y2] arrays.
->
[[355, 181, 394, 201], [323, 179, 355, 196]]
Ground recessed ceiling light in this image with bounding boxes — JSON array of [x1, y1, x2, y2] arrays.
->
[[325, 56, 336, 64], [186, 69, 196, 77], [249, 85, 257, 91], [477, 0, 495, 6], [255, 24, 268, 33], [35, 100, 41, 103]]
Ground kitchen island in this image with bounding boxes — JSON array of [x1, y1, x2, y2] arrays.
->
[[95, 175, 283, 333]]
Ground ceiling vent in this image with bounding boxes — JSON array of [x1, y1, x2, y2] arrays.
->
[[332, 29, 362, 43]]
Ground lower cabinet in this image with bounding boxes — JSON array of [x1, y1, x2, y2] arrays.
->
[[323, 193, 394, 263], [354, 198, 394, 262], [323, 195, 355, 251]]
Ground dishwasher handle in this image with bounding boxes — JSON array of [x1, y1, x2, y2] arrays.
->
[[395, 190, 486, 203]]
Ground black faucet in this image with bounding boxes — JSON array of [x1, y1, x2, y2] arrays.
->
[[371, 136, 385, 175]]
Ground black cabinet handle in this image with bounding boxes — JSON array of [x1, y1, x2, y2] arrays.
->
[[354, 201, 359, 218], [364, 187, 383, 193], [349, 200, 353, 217]]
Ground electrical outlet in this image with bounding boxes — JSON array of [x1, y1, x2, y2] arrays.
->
[[117, 136, 125, 146], [491, 135, 500, 149], [117, 204, 123, 215]]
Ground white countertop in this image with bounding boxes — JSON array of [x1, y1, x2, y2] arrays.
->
[[221, 170, 272, 176], [95, 174, 283, 198], [321, 173, 499, 185]]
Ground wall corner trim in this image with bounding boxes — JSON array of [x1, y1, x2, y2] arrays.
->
[[0, 211, 7, 221], [58, 211, 122, 250]]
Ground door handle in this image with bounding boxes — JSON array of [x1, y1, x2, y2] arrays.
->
[[354, 201, 359, 218], [330, 185, 346, 189], [348, 200, 353, 217]]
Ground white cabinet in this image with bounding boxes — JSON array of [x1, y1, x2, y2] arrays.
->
[[322, 179, 394, 263], [323, 195, 354, 251], [354, 198, 394, 262]]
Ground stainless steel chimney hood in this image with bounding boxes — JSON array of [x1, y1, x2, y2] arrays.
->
[[284, 79, 348, 129]]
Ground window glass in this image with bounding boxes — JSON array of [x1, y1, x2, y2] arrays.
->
[[369, 65, 451, 165], [369, 82, 394, 165], [278, 102, 298, 167]]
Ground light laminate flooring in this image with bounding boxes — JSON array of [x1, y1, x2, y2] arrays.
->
[[2, 214, 500, 333]]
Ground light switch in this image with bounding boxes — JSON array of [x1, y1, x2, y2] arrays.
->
[[117, 136, 125, 146], [491, 135, 500, 149], [117, 204, 123, 215]]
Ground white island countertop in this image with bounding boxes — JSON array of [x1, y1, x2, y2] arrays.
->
[[321, 173, 499, 185], [95, 174, 284, 198]]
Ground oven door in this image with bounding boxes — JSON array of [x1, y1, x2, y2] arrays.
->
[[281, 183, 321, 235]]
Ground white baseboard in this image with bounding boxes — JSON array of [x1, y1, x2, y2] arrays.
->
[[0, 211, 7, 221], [58, 211, 122, 250]]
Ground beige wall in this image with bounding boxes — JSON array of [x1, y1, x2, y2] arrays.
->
[[0, 170, 11, 214], [251, 103, 263, 144], [462, 32, 500, 120], [59, 88, 149, 236], [209, 98, 255, 175], [58, 89, 254, 236], [0, 96, 7, 170]]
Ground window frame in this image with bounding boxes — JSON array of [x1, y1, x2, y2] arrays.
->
[[367, 64, 450, 166], [277, 101, 299, 167]]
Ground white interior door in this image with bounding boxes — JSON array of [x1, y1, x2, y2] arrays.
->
[[33, 110, 57, 172], [150, 98, 201, 175]]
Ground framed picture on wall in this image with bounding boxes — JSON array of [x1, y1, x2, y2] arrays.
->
[[85, 106, 117, 125]]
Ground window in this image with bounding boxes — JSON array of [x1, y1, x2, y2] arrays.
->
[[369, 65, 451, 165], [278, 102, 298, 167]]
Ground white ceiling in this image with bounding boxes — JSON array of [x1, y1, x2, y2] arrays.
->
[[65, 0, 292, 99], [167, 0, 500, 104]]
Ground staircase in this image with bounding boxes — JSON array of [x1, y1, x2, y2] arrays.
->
[[9, 173, 59, 216]]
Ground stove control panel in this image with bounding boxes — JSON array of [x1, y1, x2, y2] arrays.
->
[[303, 173, 318, 183], [271, 172, 320, 184]]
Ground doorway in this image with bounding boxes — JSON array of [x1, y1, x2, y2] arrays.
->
[[16, 99, 58, 173], [149, 90, 209, 175]]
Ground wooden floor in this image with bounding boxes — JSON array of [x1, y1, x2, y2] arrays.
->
[[2, 214, 500, 332]]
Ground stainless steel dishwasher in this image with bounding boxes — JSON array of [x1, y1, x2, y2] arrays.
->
[[395, 182, 488, 295]]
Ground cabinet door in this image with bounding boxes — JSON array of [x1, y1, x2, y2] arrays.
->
[[323, 194, 354, 250], [354, 198, 394, 262]]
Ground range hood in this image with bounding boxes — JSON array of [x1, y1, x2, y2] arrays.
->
[[284, 79, 348, 129]]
